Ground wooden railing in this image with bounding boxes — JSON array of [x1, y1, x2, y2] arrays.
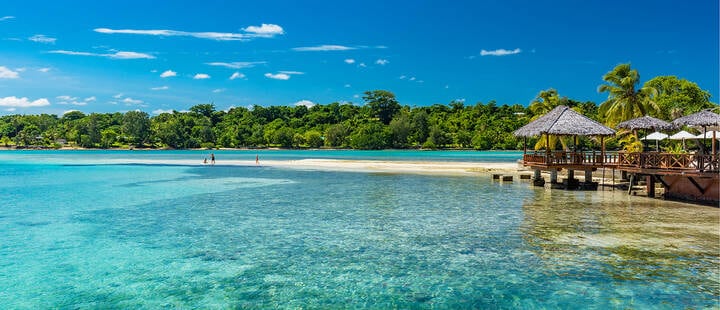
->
[[523, 151, 617, 166], [522, 150, 719, 172]]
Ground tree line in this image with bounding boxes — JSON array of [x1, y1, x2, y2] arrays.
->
[[0, 64, 715, 151]]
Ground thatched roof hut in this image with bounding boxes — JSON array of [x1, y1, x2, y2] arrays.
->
[[514, 105, 615, 137], [617, 116, 674, 131], [672, 110, 720, 127], [673, 110, 720, 154]]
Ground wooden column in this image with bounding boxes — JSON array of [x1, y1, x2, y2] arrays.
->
[[585, 170, 593, 183], [646, 175, 655, 198], [600, 136, 605, 165], [546, 134, 550, 163]]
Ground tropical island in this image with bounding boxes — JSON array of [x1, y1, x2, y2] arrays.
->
[[1, 64, 716, 152]]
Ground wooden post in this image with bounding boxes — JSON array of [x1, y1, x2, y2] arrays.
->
[[546, 134, 550, 163], [646, 175, 655, 198], [550, 169, 558, 184], [712, 130, 716, 155], [601, 136, 605, 165]]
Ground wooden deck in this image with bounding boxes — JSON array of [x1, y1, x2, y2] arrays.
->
[[521, 151, 719, 176]]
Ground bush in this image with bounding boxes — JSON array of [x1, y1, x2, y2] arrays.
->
[[200, 142, 215, 149]]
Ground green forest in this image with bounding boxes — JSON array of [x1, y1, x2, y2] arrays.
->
[[0, 64, 715, 151]]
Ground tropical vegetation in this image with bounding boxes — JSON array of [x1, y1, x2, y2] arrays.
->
[[0, 64, 715, 151]]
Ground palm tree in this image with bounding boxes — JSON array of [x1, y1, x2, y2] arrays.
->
[[529, 89, 568, 150], [597, 63, 658, 127]]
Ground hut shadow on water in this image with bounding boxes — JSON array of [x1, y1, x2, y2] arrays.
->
[[519, 189, 720, 303]]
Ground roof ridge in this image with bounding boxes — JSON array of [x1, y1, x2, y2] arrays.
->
[[546, 105, 569, 133]]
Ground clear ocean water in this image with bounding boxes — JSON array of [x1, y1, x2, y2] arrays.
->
[[1, 150, 718, 308]]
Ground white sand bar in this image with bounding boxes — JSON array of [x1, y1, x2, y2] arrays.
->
[[92, 158, 522, 176]]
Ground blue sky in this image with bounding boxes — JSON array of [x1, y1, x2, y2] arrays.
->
[[0, 0, 717, 116]]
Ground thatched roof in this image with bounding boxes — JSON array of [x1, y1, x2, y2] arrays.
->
[[672, 110, 720, 127], [617, 116, 674, 131], [513, 105, 616, 137]]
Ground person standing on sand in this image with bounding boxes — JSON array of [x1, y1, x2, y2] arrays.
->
[[211, 153, 215, 165]]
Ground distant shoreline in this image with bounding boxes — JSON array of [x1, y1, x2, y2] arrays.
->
[[0, 146, 519, 152]]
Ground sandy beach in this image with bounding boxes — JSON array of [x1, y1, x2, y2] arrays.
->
[[92, 158, 524, 176]]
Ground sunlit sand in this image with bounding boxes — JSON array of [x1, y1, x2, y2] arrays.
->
[[86, 158, 523, 176]]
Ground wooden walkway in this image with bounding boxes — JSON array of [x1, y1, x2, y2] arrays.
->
[[521, 151, 719, 176]]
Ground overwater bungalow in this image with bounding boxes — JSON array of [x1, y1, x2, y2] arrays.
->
[[515, 106, 719, 205]]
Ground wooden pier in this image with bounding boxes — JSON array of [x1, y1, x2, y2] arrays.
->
[[520, 150, 719, 205]]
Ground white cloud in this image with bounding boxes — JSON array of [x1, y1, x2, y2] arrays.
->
[[242, 24, 284, 37], [5, 108, 16, 112], [292, 45, 355, 52], [160, 70, 176, 78], [358, 63, 367, 67], [294, 100, 315, 108], [375, 59, 389, 65], [212, 88, 225, 93], [37, 67, 51, 73], [29, 34, 56, 44], [344, 84, 351, 88], [279, 71, 304, 75], [113, 93, 124, 99], [150, 69, 158, 73], [94, 24, 284, 41], [193, 73, 210, 79], [206, 61, 265, 69], [0, 16, 14, 21], [56, 95, 78, 101], [111, 51, 154, 59], [409, 77, 416, 81], [344, 59, 355, 64], [353, 94, 360, 98], [152, 109, 174, 115], [399, 75, 406, 80], [151, 86, 169, 90], [229, 72, 245, 80], [0, 66, 19, 79], [265, 73, 290, 80], [49, 50, 155, 59], [122, 97, 143, 105], [15, 67, 26, 72], [57, 95, 96, 106], [0, 96, 50, 107], [480, 48, 522, 56]]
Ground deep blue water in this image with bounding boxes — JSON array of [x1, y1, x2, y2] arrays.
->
[[0, 150, 717, 308]]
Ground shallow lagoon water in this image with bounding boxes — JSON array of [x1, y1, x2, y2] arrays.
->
[[0, 151, 718, 308]]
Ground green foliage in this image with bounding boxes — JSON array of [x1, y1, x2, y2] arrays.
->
[[598, 63, 659, 127], [324, 123, 350, 148], [304, 130, 324, 148], [643, 76, 715, 120], [363, 90, 401, 125], [122, 111, 151, 146], [1, 67, 713, 152], [350, 121, 391, 149]]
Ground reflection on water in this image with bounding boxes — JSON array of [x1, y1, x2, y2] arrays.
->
[[1, 160, 718, 308], [521, 189, 720, 303]]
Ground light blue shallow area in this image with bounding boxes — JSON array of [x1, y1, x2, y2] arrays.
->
[[0, 151, 717, 308]]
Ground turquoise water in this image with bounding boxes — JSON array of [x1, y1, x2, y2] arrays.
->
[[1, 151, 718, 308]]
